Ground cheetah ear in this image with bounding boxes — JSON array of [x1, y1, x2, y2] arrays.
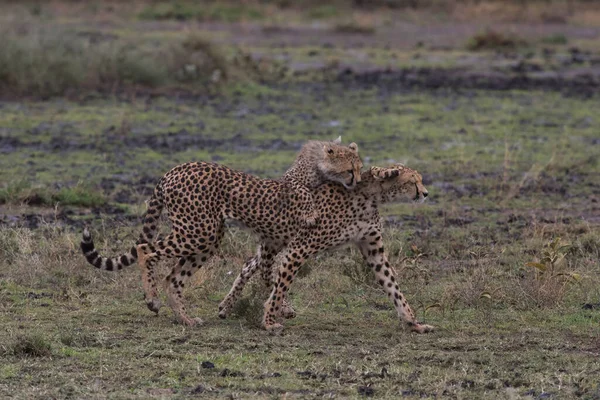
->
[[332, 136, 342, 144], [370, 166, 401, 181], [348, 142, 358, 152]]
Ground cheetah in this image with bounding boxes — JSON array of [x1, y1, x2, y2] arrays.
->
[[218, 164, 434, 334], [80, 139, 362, 327], [285, 136, 361, 227]]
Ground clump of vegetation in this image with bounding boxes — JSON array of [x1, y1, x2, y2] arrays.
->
[[519, 237, 580, 308], [307, 5, 339, 19], [541, 33, 568, 45], [0, 26, 262, 97], [9, 335, 52, 358], [52, 186, 106, 208], [0, 181, 33, 205], [231, 281, 270, 327], [138, 2, 263, 22], [466, 29, 527, 51], [0, 182, 105, 207], [333, 21, 376, 35]]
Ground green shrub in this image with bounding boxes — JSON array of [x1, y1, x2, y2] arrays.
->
[[138, 2, 263, 22], [466, 29, 527, 51], [10, 335, 52, 358], [52, 186, 105, 208], [541, 34, 568, 45]]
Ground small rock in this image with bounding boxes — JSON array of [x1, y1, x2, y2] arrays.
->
[[191, 385, 204, 394]]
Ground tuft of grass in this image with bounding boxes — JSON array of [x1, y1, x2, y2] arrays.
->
[[307, 5, 339, 19], [518, 237, 580, 308], [230, 281, 270, 328], [333, 21, 376, 35], [9, 335, 52, 358], [466, 29, 527, 51], [138, 2, 264, 22], [0, 182, 105, 207], [541, 34, 568, 45], [53, 186, 106, 208], [0, 181, 37, 205]]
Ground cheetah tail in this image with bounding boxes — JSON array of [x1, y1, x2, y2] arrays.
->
[[80, 228, 138, 272]]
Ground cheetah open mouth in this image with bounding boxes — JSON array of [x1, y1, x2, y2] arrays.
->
[[413, 185, 428, 203], [343, 171, 357, 189]]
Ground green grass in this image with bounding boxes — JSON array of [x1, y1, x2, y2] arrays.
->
[[138, 2, 265, 22], [1, 224, 599, 398], [0, 26, 258, 97], [466, 29, 528, 51], [541, 33, 569, 45], [0, 182, 105, 207]]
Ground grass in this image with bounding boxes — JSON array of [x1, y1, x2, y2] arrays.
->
[[466, 29, 528, 51], [333, 20, 376, 35], [138, 2, 264, 22], [541, 33, 569, 45], [0, 25, 270, 98], [1, 1, 600, 398], [0, 182, 105, 208], [1, 82, 599, 397], [0, 221, 599, 398]]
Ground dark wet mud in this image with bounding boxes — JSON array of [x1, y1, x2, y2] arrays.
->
[[337, 64, 600, 95]]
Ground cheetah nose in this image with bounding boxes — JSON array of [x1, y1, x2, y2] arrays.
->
[[422, 192, 428, 198]]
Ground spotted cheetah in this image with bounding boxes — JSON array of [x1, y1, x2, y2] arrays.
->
[[285, 136, 361, 227], [218, 164, 434, 334], [80, 139, 362, 326]]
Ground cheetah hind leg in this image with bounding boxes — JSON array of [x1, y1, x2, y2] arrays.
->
[[281, 299, 296, 319]]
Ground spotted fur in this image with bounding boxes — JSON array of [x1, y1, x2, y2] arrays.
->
[[284, 137, 362, 226], [218, 164, 434, 334]]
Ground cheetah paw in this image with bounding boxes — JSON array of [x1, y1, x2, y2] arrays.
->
[[411, 323, 434, 334], [281, 305, 297, 319], [264, 323, 284, 336], [145, 298, 162, 314], [181, 316, 204, 327], [217, 304, 230, 319]]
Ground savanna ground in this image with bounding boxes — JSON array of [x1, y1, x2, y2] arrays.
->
[[1, 1, 600, 398]]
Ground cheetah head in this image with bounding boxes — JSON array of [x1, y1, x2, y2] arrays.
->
[[369, 164, 429, 203], [322, 138, 363, 189]]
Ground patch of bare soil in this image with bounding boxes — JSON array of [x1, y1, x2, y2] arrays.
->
[[188, 21, 600, 51], [336, 64, 600, 94]]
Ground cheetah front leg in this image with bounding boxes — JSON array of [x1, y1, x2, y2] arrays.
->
[[289, 179, 319, 228], [257, 247, 296, 320], [357, 236, 434, 334], [262, 242, 317, 333], [218, 251, 263, 319], [218, 243, 296, 319]]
